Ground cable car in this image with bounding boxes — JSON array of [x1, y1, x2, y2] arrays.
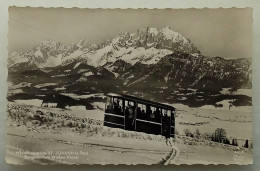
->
[[104, 93, 176, 137]]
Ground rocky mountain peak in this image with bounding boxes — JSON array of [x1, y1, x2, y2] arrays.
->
[[111, 26, 199, 54]]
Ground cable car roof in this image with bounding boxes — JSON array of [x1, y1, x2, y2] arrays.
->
[[107, 93, 175, 110]]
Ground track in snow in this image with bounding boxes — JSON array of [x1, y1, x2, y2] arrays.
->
[[158, 142, 178, 165]]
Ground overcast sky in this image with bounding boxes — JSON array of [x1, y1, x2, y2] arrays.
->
[[8, 7, 252, 59]]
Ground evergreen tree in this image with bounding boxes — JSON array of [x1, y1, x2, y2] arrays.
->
[[214, 128, 227, 143], [244, 139, 249, 148], [232, 138, 238, 146], [224, 138, 230, 145]]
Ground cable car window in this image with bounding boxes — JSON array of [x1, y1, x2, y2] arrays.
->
[[106, 96, 113, 111], [124, 100, 128, 108], [129, 101, 135, 107], [141, 104, 146, 115], [112, 97, 123, 114], [150, 106, 156, 120], [137, 103, 146, 119], [162, 109, 167, 116], [167, 110, 171, 117], [125, 100, 134, 108], [125, 100, 135, 118], [162, 109, 170, 123]]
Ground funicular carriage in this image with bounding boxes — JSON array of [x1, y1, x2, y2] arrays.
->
[[104, 93, 175, 137]]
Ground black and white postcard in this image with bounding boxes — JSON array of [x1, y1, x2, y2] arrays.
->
[[6, 7, 253, 165]]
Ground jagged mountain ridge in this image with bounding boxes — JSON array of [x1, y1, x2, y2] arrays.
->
[[119, 52, 252, 91], [8, 27, 199, 68]]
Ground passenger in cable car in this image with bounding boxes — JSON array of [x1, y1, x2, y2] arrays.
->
[[136, 107, 142, 118], [141, 109, 146, 119], [125, 105, 129, 116], [113, 101, 117, 112], [146, 106, 151, 121], [125, 103, 135, 130], [129, 104, 133, 117], [155, 108, 161, 123], [113, 99, 122, 114]]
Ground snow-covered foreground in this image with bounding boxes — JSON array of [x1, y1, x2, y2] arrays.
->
[[6, 124, 252, 165], [173, 102, 252, 144], [172, 137, 252, 165], [6, 127, 173, 165], [6, 101, 253, 165]]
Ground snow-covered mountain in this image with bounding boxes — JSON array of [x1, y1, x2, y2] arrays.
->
[[111, 27, 198, 54], [8, 27, 199, 69]]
